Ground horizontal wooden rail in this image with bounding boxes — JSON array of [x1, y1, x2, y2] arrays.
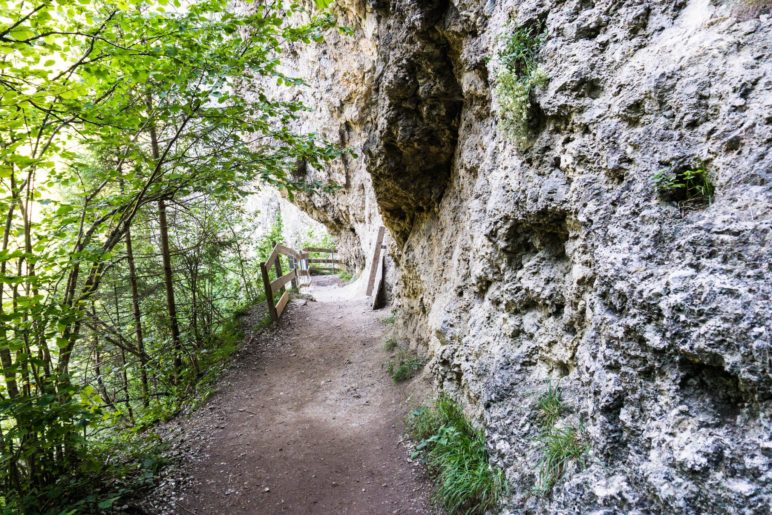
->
[[307, 258, 339, 264], [275, 244, 301, 259], [271, 269, 297, 292], [303, 246, 335, 253]]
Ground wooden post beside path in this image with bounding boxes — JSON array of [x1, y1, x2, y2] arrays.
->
[[366, 226, 385, 297]]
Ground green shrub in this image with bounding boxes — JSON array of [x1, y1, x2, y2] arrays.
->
[[653, 166, 714, 205], [337, 269, 353, 282], [494, 24, 548, 143], [387, 348, 424, 382], [407, 395, 507, 514]]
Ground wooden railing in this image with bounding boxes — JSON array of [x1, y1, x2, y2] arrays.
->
[[302, 247, 343, 275], [260, 228, 387, 323], [260, 242, 302, 323], [259, 243, 344, 323]]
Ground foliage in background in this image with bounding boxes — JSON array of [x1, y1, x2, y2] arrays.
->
[[301, 227, 335, 251], [0, 0, 338, 510], [494, 24, 548, 144], [407, 395, 507, 514]]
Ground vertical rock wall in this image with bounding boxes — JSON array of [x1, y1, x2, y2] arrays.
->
[[279, 0, 771, 512]]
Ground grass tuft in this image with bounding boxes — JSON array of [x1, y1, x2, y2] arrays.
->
[[536, 383, 563, 428], [386, 348, 424, 382], [382, 309, 398, 325], [534, 425, 589, 494], [407, 395, 507, 514], [383, 338, 399, 352], [532, 384, 589, 495]]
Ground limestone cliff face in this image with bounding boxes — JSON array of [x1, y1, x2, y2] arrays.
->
[[282, 0, 771, 512]]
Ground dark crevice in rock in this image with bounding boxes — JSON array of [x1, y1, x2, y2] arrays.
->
[[678, 359, 748, 423]]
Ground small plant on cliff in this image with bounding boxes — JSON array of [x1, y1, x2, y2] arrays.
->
[[387, 348, 424, 382], [537, 383, 563, 428], [534, 424, 589, 494], [653, 166, 715, 206], [383, 309, 399, 325], [384, 338, 399, 352], [532, 384, 589, 495], [407, 395, 507, 514], [494, 24, 548, 144]]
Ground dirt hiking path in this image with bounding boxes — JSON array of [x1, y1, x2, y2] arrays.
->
[[144, 277, 433, 514]]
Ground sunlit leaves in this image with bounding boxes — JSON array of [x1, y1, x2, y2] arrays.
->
[[1, 2, 342, 507]]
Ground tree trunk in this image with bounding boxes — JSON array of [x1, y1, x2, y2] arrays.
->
[[157, 198, 182, 383], [148, 113, 183, 384], [125, 227, 150, 407], [92, 302, 115, 411], [113, 286, 135, 424]]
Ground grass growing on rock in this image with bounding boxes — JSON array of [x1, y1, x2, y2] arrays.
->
[[382, 309, 399, 325], [386, 348, 424, 382], [383, 338, 399, 352], [407, 395, 507, 514], [535, 425, 589, 494], [533, 385, 589, 495], [537, 383, 563, 428]]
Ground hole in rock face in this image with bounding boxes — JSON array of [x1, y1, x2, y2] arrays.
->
[[582, 78, 603, 99], [678, 359, 746, 424], [502, 214, 569, 265]]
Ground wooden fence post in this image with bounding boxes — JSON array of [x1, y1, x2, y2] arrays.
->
[[289, 256, 298, 289], [366, 226, 385, 296], [260, 262, 278, 322], [271, 240, 284, 291]]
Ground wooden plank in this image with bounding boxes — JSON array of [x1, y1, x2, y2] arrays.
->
[[264, 246, 281, 270], [366, 226, 385, 296], [275, 291, 291, 318], [260, 262, 278, 322], [270, 269, 297, 292], [307, 258, 340, 264], [309, 267, 338, 274], [303, 247, 336, 253], [271, 240, 283, 289], [275, 244, 300, 260], [371, 253, 385, 309]]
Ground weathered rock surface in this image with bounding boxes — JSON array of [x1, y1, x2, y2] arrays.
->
[[278, 0, 771, 512]]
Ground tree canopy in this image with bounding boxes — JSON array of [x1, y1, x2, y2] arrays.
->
[[0, 0, 339, 510]]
